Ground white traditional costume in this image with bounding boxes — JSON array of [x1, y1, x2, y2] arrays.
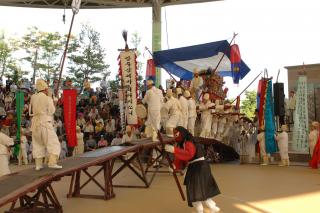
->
[[309, 121, 319, 157], [29, 79, 62, 170], [190, 68, 203, 102], [199, 94, 214, 138], [0, 132, 14, 177], [257, 130, 268, 165], [74, 126, 84, 156], [185, 91, 197, 135], [142, 80, 164, 141], [176, 88, 189, 128], [163, 89, 182, 137], [275, 125, 289, 166]]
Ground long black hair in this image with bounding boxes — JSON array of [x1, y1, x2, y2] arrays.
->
[[175, 126, 194, 148]]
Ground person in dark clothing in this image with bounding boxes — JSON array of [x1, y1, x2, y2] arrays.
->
[[165, 126, 221, 213]]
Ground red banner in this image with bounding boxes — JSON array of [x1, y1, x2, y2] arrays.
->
[[63, 89, 77, 147]]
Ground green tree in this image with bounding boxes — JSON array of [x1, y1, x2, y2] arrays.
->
[[37, 31, 64, 81], [20, 26, 42, 83], [240, 90, 257, 118], [68, 23, 110, 92], [130, 32, 144, 96], [5, 60, 28, 84], [0, 31, 19, 82]]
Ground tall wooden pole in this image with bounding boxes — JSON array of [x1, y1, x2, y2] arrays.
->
[[55, 12, 76, 97]]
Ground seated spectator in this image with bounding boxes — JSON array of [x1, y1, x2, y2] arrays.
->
[[86, 134, 97, 151], [97, 135, 108, 148], [77, 113, 86, 129], [95, 121, 104, 136], [83, 120, 94, 139], [111, 133, 123, 146], [121, 125, 136, 144]]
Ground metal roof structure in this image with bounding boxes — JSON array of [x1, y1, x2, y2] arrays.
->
[[0, 0, 221, 9]]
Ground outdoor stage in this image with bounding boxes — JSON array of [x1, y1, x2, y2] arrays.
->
[[1, 163, 320, 213]]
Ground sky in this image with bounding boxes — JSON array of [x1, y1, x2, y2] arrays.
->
[[0, 0, 319, 100]]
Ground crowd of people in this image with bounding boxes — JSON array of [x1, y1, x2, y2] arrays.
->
[[0, 71, 319, 174]]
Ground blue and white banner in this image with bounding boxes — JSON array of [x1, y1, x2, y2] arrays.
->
[[293, 75, 309, 152], [153, 40, 250, 81]]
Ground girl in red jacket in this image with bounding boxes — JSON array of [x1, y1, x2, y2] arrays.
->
[[165, 126, 221, 213]]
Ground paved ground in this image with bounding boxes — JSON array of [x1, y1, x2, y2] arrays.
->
[[2, 163, 320, 213]]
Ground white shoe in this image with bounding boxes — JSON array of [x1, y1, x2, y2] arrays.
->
[[210, 205, 220, 213], [48, 164, 63, 169], [35, 166, 43, 171]]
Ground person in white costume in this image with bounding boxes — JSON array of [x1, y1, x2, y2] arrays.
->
[[309, 121, 319, 157], [0, 132, 14, 177], [163, 89, 182, 137], [74, 126, 84, 156], [176, 88, 188, 128], [184, 90, 197, 135], [275, 125, 290, 166], [211, 115, 219, 139], [190, 68, 203, 102], [257, 129, 268, 166], [199, 93, 214, 138], [18, 129, 29, 165], [142, 80, 163, 141], [29, 79, 62, 170]]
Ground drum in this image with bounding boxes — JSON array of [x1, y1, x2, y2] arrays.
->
[[136, 104, 147, 119]]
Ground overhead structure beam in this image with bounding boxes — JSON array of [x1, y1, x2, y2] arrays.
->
[[0, 0, 221, 9]]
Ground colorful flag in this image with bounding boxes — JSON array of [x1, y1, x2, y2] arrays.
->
[[230, 44, 242, 84], [14, 90, 24, 157], [63, 89, 77, 147]]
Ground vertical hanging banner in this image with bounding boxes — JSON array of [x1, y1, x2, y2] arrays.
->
[[293, 75, 309, 152], [230, 44, 242, 84], [118, 89, 126, 132], [264, 80, 277, 153], [63, 89, 77, 147], [118, 50, 138, 125], [15, 90, 24, 157]]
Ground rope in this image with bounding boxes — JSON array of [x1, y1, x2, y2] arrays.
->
[[164, 7, 170, 49]]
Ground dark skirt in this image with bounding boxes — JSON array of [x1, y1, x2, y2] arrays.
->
[[184, 160, 220, 207]]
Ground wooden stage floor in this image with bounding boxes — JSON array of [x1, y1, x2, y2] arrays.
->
[[1, 163, 320, 213]]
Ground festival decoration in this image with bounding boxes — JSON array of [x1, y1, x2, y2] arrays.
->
[[230, 44, 242, 84], [257, 78, 277, 154], [146, 59, 156, 82], [118, 31, 138, 125], [293, 74, 309, 151], [14, 90, 24, 157], [118, 89, 126, 132], [63, 89, 77, 147]]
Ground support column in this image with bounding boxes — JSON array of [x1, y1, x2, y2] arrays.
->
[[152, 0, 162, 87]]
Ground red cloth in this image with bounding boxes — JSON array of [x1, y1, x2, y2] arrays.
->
[[173, 141, 196, 170], [63, 89, 77, 147], [309, 132, 320, 169], [146, 59, 156, 77], [230, 44, 241, 63]]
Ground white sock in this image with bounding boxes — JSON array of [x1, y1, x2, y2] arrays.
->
[[193, 201, 204, 213], [205, 199, 220, 212]]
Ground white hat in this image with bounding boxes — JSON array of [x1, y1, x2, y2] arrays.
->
[[312, 121, 319, 128], [184, 90, 191, 98], [35, 79, 48, 91], [281, 125, 288, 131], [166, 89, 173, 98], [76, 126, 81, 131], [203, 93, 210, 100], [176, 87, 182, 95], [146, 79, 154, 86], [126, 125, 132, 133], [193, 68, 199, 74]]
